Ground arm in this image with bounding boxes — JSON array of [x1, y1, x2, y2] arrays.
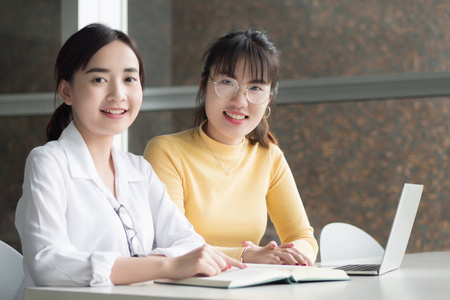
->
[[16, 149, 119, 286], [110, 244, 245, 284], [240, 147, 318, 265], [265, 147, 318, 264]]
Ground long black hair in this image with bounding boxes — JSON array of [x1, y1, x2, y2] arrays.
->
[[46, 23, 145, 141], [193, 29, 281, 148]]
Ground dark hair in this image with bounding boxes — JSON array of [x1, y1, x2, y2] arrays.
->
[[193, 29, 281, 148], [46, 23, 145, 141]]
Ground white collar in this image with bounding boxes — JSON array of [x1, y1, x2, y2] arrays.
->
[[58, 122, 145, 183]]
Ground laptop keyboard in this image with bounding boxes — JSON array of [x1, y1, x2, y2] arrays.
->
[[335, 264, 381, 272]]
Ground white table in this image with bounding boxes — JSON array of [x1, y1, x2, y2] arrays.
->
[[25, 252, 450, 300]]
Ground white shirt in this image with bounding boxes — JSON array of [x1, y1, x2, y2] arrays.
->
[[14, 122, 205, 298]]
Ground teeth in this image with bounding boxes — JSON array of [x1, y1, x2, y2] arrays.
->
[[225, 112, 245, 120], [103, 110, 125, 115]]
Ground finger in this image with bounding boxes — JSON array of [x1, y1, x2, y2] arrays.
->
[[283, 247, 313, 266], [264, 241, 278, 250], [206, 248, 229, 271], [208, 246, 246, 270], [241, 240, 257, 247], [193, 245, 227, 275], [302, 254, 313, 266], [263, 253, 283, 265], [205, 254, 226, 276], [220, 251, 247, 269], [282, 249, 311, 266], [263, 247, 303, 265], [279, 243, 295, 248], [197, 262, 221, 277], [276, 245, 313, 266], [275, 252, 299, 265]]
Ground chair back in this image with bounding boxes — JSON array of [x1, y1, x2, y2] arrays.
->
[[0, 240, 24, 300], [320, 222, 385, 262]]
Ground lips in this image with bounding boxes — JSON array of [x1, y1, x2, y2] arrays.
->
[[101, 109, 126, 115], [224, 111, 247, 120]]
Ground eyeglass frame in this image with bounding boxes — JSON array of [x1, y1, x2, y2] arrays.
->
[[209, 75, 273, 105], [114, 204, 146, 257]]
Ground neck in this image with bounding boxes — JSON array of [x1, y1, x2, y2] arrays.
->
[[202, 121, 244, 145], [78, 129, 116, 198], [82, 134, 114, 166]]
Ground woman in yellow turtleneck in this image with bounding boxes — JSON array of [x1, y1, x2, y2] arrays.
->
[[144, 29, 318, 266]]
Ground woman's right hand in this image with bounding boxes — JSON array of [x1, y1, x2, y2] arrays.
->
[[166, 244, 246, 280], [241, 240, 312, 266]]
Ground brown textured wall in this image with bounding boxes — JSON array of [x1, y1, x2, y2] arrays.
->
[[1, 0, 449, 256], [169, 0, 450, 85], [0, 1, 60, 93], [128, 0, 173, 87], [129, 96, 450, 255], [273, 97, 450, 253]]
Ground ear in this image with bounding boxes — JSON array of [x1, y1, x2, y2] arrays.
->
[[58, 80, 73, 105]]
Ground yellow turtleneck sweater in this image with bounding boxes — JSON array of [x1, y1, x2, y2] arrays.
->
[[144, 125, 318, 262]]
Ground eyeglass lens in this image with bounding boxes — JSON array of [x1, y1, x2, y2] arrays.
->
[[115, 205, 145, 257], [117, 205, 134, 229], [214, 77, 270, 104]]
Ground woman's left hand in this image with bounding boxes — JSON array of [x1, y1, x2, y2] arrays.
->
[[241, 240, 313, 266]]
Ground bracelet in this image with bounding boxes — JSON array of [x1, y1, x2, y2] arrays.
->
[[241, 246, 251, 263]]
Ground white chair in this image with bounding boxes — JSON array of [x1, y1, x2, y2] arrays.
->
[[320, 222, 385, 262], [0, 240, 24, 300]]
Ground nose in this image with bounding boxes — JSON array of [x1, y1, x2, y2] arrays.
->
[[231, 85, 248, 105], [108, 80, 126, 102]]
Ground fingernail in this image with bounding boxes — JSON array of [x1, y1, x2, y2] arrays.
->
[[290, 243, 294, 247], [244, 264, 248, 268], [282, 263, 286, 265], [228, 265, 231, 269], [295, 263, 300, 266], [302, 264, 307, 266], [271, 242, 277, 248]]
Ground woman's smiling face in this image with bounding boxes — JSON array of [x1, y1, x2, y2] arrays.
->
[[59, 40, 142, 142], [204, 58, 271, 145]]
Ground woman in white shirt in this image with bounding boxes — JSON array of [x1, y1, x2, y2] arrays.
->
[[14, 23, 243, 299]]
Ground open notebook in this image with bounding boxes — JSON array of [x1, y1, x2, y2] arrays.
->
[[321, 183, 423, 275], [156, 264, 349, 288]]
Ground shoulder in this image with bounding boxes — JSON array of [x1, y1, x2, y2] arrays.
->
[[26, 141, 65, 164], [23, 141, 68, 178], [248, 140, 284, 158], [248, 142, 289, 176], [148, 128, 197, 147], [267, 142, 283, 155], [145, 128, 198, 157]]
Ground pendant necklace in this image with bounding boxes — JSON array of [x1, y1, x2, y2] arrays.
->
[[198, 130, 244, 176]]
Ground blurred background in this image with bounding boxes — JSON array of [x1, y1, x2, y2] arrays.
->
[[1, 0, 449, 259]]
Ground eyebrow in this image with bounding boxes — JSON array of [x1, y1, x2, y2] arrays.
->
[[85, 67, 139, 74], [218, 72, 268, 85]]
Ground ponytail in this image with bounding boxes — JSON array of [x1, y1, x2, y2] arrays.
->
[[45, 102, 72, 142], [44, 23, 145, 143]]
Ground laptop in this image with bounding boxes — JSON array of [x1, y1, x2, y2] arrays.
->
[[324, 183, 423, 275]]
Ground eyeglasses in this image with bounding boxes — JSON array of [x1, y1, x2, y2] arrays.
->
[[209, 75, 272, 105], [114, 204, 145, 257]]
